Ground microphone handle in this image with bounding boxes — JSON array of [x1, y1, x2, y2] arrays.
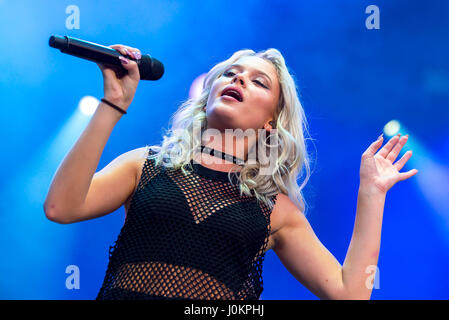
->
[[50, 35, 133, 67]]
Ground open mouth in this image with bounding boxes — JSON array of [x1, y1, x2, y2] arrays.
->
[[221, 87, 243, 102]]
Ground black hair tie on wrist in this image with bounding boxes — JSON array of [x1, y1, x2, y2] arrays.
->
[[101, 98, 127, 115]]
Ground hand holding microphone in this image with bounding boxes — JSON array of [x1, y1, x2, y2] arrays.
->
[[49, 35, 165, 112], [97, 44, 142, 111]]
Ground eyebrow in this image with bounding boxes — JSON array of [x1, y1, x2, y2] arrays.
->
[[227, 64, 272, 86]]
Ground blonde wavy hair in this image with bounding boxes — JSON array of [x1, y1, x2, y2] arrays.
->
[[147, 48, 313, 213]]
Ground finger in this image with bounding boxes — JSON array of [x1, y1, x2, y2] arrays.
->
[[119, 48, 134, 60], [126, 47, 142, 59], [118, 56, 140, 80], [363, 135, 384, 157], [394, 150, 413, 171], [125, 48, 142, 60], [133, 50, 142, 60], [110, 45, 140, 79], [129, 47, 141, 54], [387, 135, 409, 163], [378, 134, 401, 158], [109, 45, 141, 60], [398, 168, 419, 181], [109, 44, 128, 56]]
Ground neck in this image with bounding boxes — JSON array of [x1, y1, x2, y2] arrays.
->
[[193, 128, 258, 169]]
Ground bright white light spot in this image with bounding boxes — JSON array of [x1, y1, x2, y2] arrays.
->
[[384, 120, 401, 136], [78, 96, 99, 116], [189, 73, 207, 100]]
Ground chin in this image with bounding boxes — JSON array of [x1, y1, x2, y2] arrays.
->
[[210, 102, 238, 117], [206, 110, 240, 131]]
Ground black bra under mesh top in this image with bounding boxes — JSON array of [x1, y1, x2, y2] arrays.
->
[[96, 146, 278, 300]]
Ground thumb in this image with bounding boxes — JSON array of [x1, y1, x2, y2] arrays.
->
[[119, 56, 140, 81]]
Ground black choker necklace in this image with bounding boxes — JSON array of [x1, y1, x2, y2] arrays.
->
[[199, 145, 245, 166]]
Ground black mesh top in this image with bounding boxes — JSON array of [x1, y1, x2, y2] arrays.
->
[[96, 146, 278, 300]]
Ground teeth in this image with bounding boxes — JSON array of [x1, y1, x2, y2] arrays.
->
[[223, 89, 241, 101]]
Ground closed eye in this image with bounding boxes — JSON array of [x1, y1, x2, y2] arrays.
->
[[254, 80, 268, 88], [223, 71, 268, 89]]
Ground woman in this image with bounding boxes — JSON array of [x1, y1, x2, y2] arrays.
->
[[44, 45, 418, 300]]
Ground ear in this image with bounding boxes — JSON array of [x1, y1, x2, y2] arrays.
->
[[264, 119, 275, 132]]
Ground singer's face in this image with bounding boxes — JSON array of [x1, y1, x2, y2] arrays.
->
[[205, 56, 280, 132]]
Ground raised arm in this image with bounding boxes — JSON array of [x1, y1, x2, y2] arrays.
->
[[44, 44, 143, 224], [272, 133, 417, 299]]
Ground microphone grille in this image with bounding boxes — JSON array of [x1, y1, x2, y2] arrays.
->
[[139, 55, 164, 80]]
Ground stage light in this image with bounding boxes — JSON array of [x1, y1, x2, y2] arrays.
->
[[384, 120, 401, 136], [78, 96, 99, 116]]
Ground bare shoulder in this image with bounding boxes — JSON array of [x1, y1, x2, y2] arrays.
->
[[128, 145, 151, 167], [270, 193, 308, 250], [111, 146, 149, 178]]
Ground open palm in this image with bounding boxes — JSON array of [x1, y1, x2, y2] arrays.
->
[[360, 134, 418, 194]]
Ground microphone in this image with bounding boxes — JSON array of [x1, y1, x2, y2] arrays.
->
[[49, 35, 164, 80]]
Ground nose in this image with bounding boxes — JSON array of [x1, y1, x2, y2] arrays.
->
[[231, 73, 245, 86]]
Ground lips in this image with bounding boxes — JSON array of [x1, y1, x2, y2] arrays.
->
[[221, 86, 244, 102]]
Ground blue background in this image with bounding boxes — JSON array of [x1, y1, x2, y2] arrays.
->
[[0, 0, 448, 299]]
